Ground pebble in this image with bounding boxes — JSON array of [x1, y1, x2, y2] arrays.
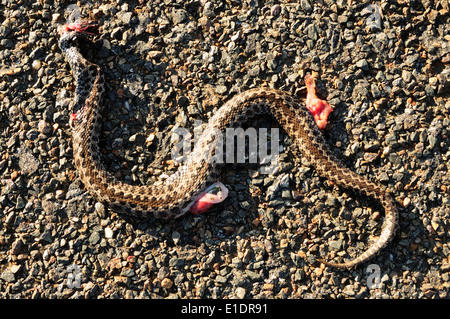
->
[[31, 59, 41, 70], [0, 0, 448, 301], [172, 9, 187, 24], [10, 239, 23, 255], [356, 59, 369, 70], [118, 11, 133, 25], [17, 147, 39, 175], [161, 278, 173, 289], [270, 4, 281, 16], [38, 119, 52, 134], [329, 240, 343, 251], [235, 287, 246, 298], [172, 231, 181, 245], [89, 231, 101, 245], [104, 227, 113, 239], [1, 269, 15, 283]]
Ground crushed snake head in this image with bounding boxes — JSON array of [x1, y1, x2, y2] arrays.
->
[[184, 181, 229, 215]]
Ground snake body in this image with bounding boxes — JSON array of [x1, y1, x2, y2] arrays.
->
[[58, 22, 398, 268]]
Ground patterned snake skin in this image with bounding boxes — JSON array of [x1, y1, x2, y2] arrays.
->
[[58, 22, 398, 268]]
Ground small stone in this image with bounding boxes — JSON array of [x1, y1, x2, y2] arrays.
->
[[11, 239, 23, 255], [157, 266, 170, 280], [266, 173, 289, 200], [89, 231, 101, 245], [403, 197, 411, 207], [15, 196, 26, 210], [363, 152, 378, 163], [294, 269, 306, 282], [264, 239, 273, 252], [147, 51, 163, 59], [270, 4, 281, 16], [329, 240, 343, 251], [120, 268, 135, 277], [38, 119, 52, 134], [114, 276, 130, 285], [441, 263, 450, 273], [300, 0, 313, 13], [104, 227, 113, 238], [343, 285, 355, 296], [161, 278, 173, 289], [263, 283, 274, 291], [198, 16, 211, 29], [431, 221, 440, 231], [338, 15, 348, 24], [55, 190, 65, 199], [325, 195, 338, 207], [17, 147, 39, 175], [32, 60, 42, 70], [52, 13, 61, 22], [405, 53, 419, 67], [169, 256, 183, 268], [356, 59, 369, 70], [235, 287, 246, 298], [232, 257, 243, 269], [203, 1, 215, 18], [216, 275, 227, 284], [110, 27, 122, 40], [230, 30, 241, 42], [1, 269, 15, 283], [172, 231, 181, 245], [53, 111, 64, 122], [118, 12, 133, 25], [280, 238, 289, 248], [10, 264, 22, 274], [392, 77, 405, 87], [172, 9, 187, 24], [305, 24, 318, 41], [25, 129, 39, 141], [245, 270, 262, 281], [95, 202, 105, 215], [281, 189, 292, 199], [195, 281, 206, 297], [215, 85, 228, 94]]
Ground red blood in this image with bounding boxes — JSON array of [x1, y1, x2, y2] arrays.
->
[[59, 22, 99, 36], [189, 199, 214, 215], [305, 74, 333, 130], [69, 22, 98, 34]]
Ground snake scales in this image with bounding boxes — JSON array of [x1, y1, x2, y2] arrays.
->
[[58, 21, 398, 268]]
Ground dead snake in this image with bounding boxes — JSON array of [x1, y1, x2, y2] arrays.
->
[[58, 21, 398, 268]]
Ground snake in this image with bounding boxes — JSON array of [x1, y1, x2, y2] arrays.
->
[[58, 21, 398, 268]]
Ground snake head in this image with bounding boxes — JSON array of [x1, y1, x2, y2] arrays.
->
[[58, 21, 99, 36], [58, 21, 99, 51], [183, 181, 229, 215]]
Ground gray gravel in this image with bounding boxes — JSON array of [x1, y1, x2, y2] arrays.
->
[[0, 0, 449, 299]]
